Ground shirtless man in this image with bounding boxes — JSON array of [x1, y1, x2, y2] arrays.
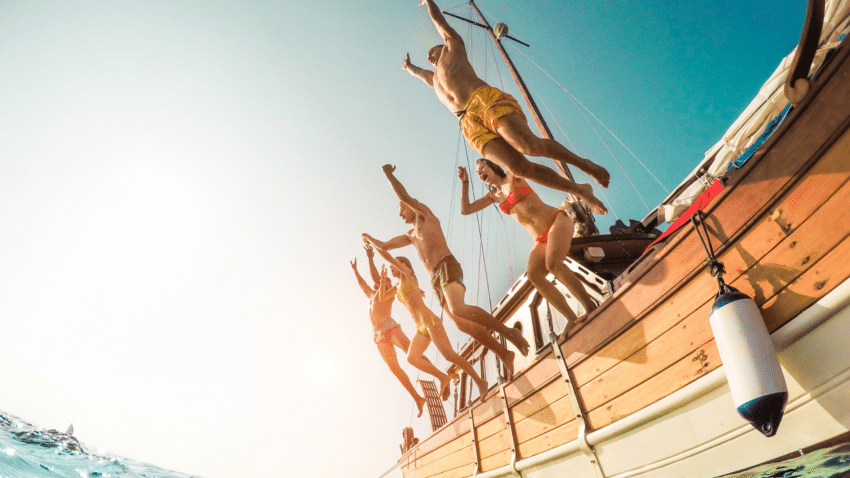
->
[[363, 164, 530, 380], [402, 0, 609, 215]]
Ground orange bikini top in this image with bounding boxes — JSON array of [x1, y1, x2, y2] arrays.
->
[[499, 185, 534, 214]]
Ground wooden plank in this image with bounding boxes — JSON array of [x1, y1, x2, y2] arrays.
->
[[401, 418, 471, 469], [586, 340, 720, 429], [402, 433, 471, 473], [404, 462, 476, 478], [502, 353, 561, 406], [560, 55, 850, 370], [477, 428, 511, 461], [472, 393, 503, 426], [583, 231, 850, 430], [517, 418, 580, 460], [402, 51, 850, 466], [579, 303, 713, 411], [514, 394, 576, 444], [567, 126, 850, 385], [510, 376, 570, 422], [404, 445, 474, 478], [759, 231, 850, 331], [474, 414, 505, 442], [480, 448, 512, 472]]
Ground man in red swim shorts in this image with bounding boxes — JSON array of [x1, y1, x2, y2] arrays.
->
[[402, 0, 609, 215]]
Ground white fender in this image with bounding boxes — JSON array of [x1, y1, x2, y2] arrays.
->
[[710, 286, 787, 437]]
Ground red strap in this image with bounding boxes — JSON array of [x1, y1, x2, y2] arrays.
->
[[645, 180, 725, 252]]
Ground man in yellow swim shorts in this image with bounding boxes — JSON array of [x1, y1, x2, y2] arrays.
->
[[402, 0, 609, 216]]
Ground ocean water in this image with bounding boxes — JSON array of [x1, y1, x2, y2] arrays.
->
[[717, 441, 850, 478], [0, 411, 198, 478]]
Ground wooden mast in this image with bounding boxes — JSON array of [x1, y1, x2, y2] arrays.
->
[[465, 0, 597, 233]]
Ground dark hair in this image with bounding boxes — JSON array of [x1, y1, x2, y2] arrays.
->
[[397, 256, 416, 280], [476, 158, 507, 191]]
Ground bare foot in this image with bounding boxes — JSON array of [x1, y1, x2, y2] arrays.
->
[[439, 375, 453, 401], [502, 350, 515, 381], [415, 395, 426, 418], [508, 328, 530, 356], [560, 321, 576, 340], [583, 161, 610, 188], [575, 183, 607, 215]]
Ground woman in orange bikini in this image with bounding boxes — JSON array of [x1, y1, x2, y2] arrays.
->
[[458, 159, 598, 334], [366, 240, 490, 403], [351, 244, 450, 416]]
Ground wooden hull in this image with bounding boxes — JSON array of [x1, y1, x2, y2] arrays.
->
[[398, 28, 850, 478]]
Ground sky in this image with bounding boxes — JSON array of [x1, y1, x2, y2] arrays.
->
[[0, 1, 808, 477]]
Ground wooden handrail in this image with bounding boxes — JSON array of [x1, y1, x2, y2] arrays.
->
[[785, 0, 826, 105]]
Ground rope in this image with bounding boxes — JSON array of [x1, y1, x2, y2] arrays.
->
[[508, 43, 671, 194], [525, 79, 620, 221]]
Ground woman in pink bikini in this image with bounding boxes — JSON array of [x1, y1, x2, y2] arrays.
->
[[458, 159, 598, 334], [351, 244, 451, 416], [364, 240, 490, 404]]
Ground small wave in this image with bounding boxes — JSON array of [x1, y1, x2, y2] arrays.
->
[[0, 410, 200, 478]]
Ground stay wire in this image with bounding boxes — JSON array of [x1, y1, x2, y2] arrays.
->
[[524, 79, 620, 221], [508, 43, 671, 194]]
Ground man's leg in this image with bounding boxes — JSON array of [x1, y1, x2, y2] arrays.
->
[[447, 312, 516, 381], [441, 282, 529, 356], [495, 113, 610, 188], [482, 138, 607, 215]]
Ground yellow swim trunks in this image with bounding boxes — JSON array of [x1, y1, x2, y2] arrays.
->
[[459, 85, 526, 155]]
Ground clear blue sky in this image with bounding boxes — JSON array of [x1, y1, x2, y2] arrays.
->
[[0, 1, 806, 477]]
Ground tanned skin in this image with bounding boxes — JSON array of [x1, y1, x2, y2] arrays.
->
[[402, 0, 609, 215]]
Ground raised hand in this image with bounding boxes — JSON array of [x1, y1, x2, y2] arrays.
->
[[457, 166, 469, 183], [402, 53, 411, 70], [350, 258, 357, 269], [364, 244, 374, 257], [382, 164, 396, 175]]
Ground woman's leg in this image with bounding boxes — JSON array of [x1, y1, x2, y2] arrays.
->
[[406, 330, 452, 400], [426, 320, 490, 404], [392, 327, 439, 372], [527, 245, 581, 336], [376, 341, 426, 417], [545, 213, 598, 317]]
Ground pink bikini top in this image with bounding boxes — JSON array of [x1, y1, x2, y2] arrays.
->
[[499, 185, 534, 214]]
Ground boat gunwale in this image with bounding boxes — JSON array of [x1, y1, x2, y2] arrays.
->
[[397, 36, 850, 475]]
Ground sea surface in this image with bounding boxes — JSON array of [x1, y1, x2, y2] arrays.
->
[[0, 411, 198, 478], [1, 409, 848, 478]]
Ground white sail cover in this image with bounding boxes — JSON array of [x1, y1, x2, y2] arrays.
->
[[656, 0, 850, 224]]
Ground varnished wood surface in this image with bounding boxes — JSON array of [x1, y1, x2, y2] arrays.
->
[[400, 41, 850, 478]]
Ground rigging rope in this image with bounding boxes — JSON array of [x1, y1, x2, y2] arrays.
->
[[524, 79, 620, 221], [507, 42, 671, 195]]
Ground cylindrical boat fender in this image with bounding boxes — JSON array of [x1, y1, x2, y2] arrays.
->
[[710, 286, 788, 437]]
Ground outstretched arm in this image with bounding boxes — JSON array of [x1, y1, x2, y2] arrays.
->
[[458, 166, 494, 215], [350, 258, 374, 298], [420, 0, 461, 44], [362, 232, 412, 252], [369, 240, 415, 279], [376, 265, 398, 302], [364, 244, 381, 285], [402, 53, 435, 88], [382, 164, 430, 218]]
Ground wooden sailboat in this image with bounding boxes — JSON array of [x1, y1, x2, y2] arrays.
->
[[394, 1, 850, 477]]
